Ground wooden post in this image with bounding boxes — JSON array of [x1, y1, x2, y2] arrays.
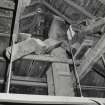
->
[[48, 15, 74, 96], [46, 66, 55, 95]]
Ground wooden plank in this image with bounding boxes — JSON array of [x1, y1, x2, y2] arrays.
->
[[80, 17, 105, 35], [43, 0, 75, 24], [20, 0, 42, 19], [23, 54, 79, 65], [0, 14, 13, 19], [6, 38, 46, 61], [0, 79, 47, 87], [0, 33, 10, 37], [64, 0, 95, 19], [51, 47, 74, 96], [0, 0, 15, 10], [101, 54, 105, 65], [77, 85, 105, 91], [11, 76, 47, 83], [46, 66, 55, 95], [20, 11, 37, 20], [0, 93, 104, 104], [74, 40, 93, 59], [6, 38, 62, 61], [78, 33, 105, 80], [93, 58, 105, 78], [21, 0, 75, 24]]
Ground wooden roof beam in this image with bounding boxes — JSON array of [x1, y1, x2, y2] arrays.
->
[[43, 0, 75, 24], [20, 0, 42, 19], [64, 0, 96, 19], [21, 0, 75, 24], [78, 33, 105, 80], [80, 17, 105, 34], [23, 54, 80, 65]]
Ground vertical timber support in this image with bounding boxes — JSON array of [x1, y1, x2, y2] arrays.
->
[[48, 15, 74, 96], [5, 0, 22, 93], [46, 66, 55, 95]]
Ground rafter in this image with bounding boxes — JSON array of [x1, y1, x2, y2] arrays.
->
[[21, 0, 95, 25], [42, 0, 75, 24], [78, 33, 105, 80], [21, 0, 75, 24], [64, 0, 96, 19]]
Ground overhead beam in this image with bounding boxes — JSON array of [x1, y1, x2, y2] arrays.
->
[[93, 67, 105, 78], [77, 85, 105, 91], [20, 11, 37, 19], [11, 76, 47, 83], [0, 93, 104, 104], [20, 0, 41, 19], [23, 54, 80, 65], [20, 0, 74, 24], [80, 17, 105, 35], [42, 0, 75, 24], [21, 0, 95, 24], [64, 0, 95, 19], [0, 33, 10, 37], [0, 14, 13, 18], [78, 33, 105, 80], [0, 79, 47, 87]]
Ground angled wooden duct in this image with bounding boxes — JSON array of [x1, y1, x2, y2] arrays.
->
[[48, 15, 75, 96]]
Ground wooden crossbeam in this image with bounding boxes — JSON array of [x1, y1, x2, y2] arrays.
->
[[80, 17, 105, 34], [76, 85, 105, 91], [20, 11, 37, 19], [0, 33, 10, 37], [78, 33, 105, 80], [93, 67, 105, 78], [42, 0, 75, 24], [0, 93, 104, 104], [21, 0, 74, 24], [101, 54, 105, 65], [11, 76, 47, 83], [0, 78, 47, 87], [23, 54, 80, 65], [0, 14, 13, 19]]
